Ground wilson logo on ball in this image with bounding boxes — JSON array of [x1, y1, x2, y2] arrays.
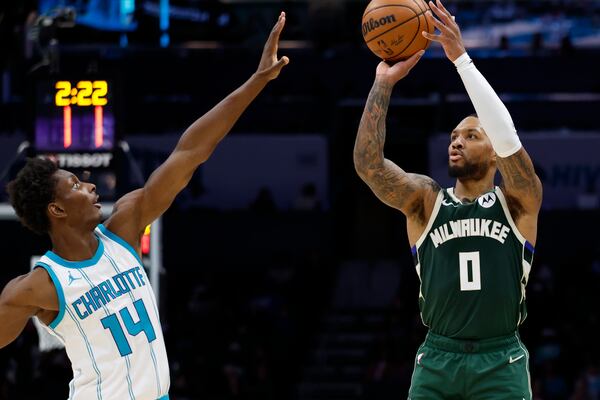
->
[[362, 15, 397, 36], [361, 0, 433, 62]]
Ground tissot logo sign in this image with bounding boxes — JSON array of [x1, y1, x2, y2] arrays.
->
[[56, 153, 113, 168]]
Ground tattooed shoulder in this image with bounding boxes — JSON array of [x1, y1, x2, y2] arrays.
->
[[408, 174, 441, 193], [406, 174, 441, 223], [496, 148, 542, 202]]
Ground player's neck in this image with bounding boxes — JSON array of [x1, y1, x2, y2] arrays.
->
[[453, 177, 495, 203], [49, 226, 99, 262]]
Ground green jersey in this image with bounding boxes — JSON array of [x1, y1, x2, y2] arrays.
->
[[412, 186, 534, 339]]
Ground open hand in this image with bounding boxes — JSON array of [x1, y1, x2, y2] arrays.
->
[[375, 50, 425, 86], [422, 0, 466, 62], [256, 12, 290, 81]]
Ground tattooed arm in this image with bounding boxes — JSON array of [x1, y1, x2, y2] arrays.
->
[[423, 0, 542, 240], [497, 149, 543, 242], [354, 52, 440, 224], [497, 148, 542, 212]]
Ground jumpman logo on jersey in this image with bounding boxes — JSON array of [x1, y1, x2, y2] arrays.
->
[[68, 271, 82, 286]]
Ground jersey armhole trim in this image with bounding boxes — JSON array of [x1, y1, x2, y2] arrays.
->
[[97, 224, 143, 265], [415, 190, 444, 248], [495, 186, 529, 247], [34, 262, 66, 329]]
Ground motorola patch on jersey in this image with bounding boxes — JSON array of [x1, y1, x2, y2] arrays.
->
[[478, 193, 497, 208]]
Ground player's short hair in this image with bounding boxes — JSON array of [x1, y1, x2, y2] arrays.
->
[[7, 158, 59, 235]]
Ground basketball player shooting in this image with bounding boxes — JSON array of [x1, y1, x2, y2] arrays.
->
[[0, 13, 289, 400], [353, 1, 542, 399]]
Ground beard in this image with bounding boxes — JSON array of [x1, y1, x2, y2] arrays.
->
[[448, 159, 490, 180]]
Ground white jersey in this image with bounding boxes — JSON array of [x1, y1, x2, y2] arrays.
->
[[36, 224, 170, 400]]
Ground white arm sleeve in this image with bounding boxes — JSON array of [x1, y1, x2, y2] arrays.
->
[[453, 52, 522, 158]]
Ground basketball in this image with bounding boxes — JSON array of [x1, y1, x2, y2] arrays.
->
[[362, 0, 434, 62]]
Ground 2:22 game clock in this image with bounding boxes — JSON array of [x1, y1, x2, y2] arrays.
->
[[35, 79, 115, 152]]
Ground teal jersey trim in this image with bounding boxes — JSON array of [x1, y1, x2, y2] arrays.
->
[[45, 236, 104, 269], [97, 224, 143, 265], [35, 262, 66, 329], [102, 252, 136, 399], [157, 396, 169, 400], [65, 306, 103, 400], [124, 356, 135, 400]]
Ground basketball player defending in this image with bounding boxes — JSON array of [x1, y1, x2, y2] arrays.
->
[[354, 1, 542, 399], [0, 13, 289, 400]]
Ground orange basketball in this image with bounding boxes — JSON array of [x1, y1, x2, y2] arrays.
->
[[362, 0, 433, 62]]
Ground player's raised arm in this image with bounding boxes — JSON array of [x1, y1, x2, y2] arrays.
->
[[423, 0, 542, 220], [354, 52, 440, 222], [106, 13, 289, 243]]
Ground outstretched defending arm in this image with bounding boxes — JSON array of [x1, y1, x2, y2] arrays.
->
[[354, 52, 440, 223], [423, 0, 542, 220], [106, 13, 290, 246]]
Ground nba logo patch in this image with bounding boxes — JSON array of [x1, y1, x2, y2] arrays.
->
[[478, 193, 496, 208]]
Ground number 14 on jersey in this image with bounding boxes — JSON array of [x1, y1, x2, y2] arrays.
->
[[101, 299, 156, 356]]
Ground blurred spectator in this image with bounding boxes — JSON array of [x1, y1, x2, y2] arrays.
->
[[293, 182, 321, 211], [223, 340, 244, 397], [561, 34, 575, 56], [534, 328, 562, 366], [531, 32, 544, 54], [499, 34, 510, 51], [576, 184, 599, 210], [535, 263, 555, 293], [584, 365, 600, 399], [541, 361, 569, 400], [488, 1, 518, 22], [571, 365, 600, 400], [250, 186, 277, 213]]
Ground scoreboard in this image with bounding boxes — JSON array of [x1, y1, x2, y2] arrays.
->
[[35, 79, 115, 155], [34, 78, 118, 197]]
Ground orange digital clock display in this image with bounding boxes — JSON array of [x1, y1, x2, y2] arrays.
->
[[39, 79, 113, 150], [55, 80, 108, 107]]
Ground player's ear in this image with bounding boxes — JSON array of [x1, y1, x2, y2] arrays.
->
[[48, 202, 67, 219]]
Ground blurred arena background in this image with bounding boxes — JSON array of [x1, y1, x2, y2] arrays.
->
[[0, 0, 599, 399]]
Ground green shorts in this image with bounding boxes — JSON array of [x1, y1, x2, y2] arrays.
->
[[408, 331, 532, 400]]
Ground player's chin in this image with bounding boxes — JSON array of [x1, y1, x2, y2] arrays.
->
[[91, 205, 102, 221], [448, 164, 468, 178], [82, 212, 102, 231]]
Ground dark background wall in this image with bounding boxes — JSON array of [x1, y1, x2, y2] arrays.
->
[[1, 1, 599, 399]]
